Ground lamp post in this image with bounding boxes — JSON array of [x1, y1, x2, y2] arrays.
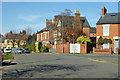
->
[[53, 10, 64, 53]]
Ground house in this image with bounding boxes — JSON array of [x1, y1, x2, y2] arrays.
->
[[36, 20, 56, 47], [36, 10, 92, 47], [0, 36, 5, 49], [2, 30, 28, 49], [96, 6, 120, 53], [90, 27, 96, 42]]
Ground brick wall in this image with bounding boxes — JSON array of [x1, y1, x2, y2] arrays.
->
[[83, 27, 90, 38], [80, 43, 87, 53], [93, 47, 112, 55], [56, 42, 69, 53], [56, 42, 87, 54]]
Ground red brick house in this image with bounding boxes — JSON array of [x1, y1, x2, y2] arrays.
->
[[96, 6, 120, 53], [36, 19, 56, 47], [36, 10, 96, 50]]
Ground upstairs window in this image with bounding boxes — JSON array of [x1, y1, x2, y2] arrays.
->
[[45, 33, 47, 39], [54, 30, 57, 38], [103, 24, 109, 36], [37, 34, 39, 41], [41, 33, 43, 40]]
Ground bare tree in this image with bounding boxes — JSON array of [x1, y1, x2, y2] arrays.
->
[[55, 9, 85, 43], [25, 26, 33, 35]]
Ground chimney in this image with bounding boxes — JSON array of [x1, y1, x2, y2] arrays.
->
[[5, 35, 7, 38], [1, 35, 3, 38], [46, 19, 52, 27], [22, 30, 26, 35], [9, 31, 12, 34], [75, 10, 80, 18], [102, 6, 107, 16], [74, 10, 82, 29], [54, 16, 57, 24]]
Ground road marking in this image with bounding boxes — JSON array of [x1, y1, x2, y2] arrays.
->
[[88, 58, 118, 65]]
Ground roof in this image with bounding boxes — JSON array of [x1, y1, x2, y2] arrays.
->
[[6, 34, 28, 40], [37, 15, 90, 34], [96, 13, 120, 25], [55, 15, 90, 27], [37, 24, 56, 33], [90, 27, 96, 33], [80, 17, 90, 27], [0, 38, 5, 43]]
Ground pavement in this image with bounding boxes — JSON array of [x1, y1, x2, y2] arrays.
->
[[1, 53, 119, 78]]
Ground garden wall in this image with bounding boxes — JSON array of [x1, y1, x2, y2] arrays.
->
[[93, 47, 112, 55], [56, 42, 87, 54]]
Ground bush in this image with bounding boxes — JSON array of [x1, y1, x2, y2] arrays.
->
[[28, 46, 35, 52], [2, 53, 14, 60], [41, 46, 49, 52], [77, 36, 91, 43], [38, 42, 42, 51]]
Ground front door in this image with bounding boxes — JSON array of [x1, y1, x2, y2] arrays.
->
[[114, 39, 119, 53]]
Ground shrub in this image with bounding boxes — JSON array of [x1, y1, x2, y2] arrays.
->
[[28, 46, 35, 51], [77, 36, 91, 43], [41, 46, 49, 52], [38, 42, 42, 51]]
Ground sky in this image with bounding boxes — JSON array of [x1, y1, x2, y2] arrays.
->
[[1, 2, 118, 35]]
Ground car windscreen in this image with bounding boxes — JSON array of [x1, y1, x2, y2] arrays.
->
[[6, 49, 11, 50]]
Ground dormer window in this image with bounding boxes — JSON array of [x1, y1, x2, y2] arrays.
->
[[57, 20, 62, 27]]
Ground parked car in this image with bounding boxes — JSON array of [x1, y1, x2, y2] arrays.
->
[[23, 48, 30, 53], [4, 48, 12, 53], [0, 50, 3, 63], [17, 48, 23, 54]]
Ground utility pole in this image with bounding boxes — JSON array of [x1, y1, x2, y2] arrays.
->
[[53, 10, 64, 53]]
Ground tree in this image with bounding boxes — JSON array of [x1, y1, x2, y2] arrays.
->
[[55, 9, 85, 43], [25, 26, 33, 36], [77, 36, 91, 43]]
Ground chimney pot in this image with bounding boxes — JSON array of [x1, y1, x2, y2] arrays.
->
[[75, 10, 80, 14]]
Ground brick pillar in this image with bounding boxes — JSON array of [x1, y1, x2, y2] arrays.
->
[[85, 43, 87, 53], [109, 48, 112, 55], [116, 48, 119, 55], [67, 42, 69, 53]]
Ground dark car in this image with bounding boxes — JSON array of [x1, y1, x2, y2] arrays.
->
[[17, 48, 23, 54], [23, 48, 30, 53]]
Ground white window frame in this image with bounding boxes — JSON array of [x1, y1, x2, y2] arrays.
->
[[57, 20, 62, 27], [45, 33, 47, 39], [41, 33, 43, 40], [37, 34, 39, 41], [45, 43, 46, 46], [103, 24, 109, 36]]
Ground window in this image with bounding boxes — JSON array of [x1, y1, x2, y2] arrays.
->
[[54, 30, 57, 38], [45, 43, 46, 46], [37, 34, 39, 41], [103, 24, 109, 36], [103, 43, 109, 49], [7, 40, 9, 43], [57, 20, 62, 27], [45, 33, 47, 39], [41, 33, 42, 40]]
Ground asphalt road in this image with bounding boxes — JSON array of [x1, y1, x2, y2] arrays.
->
[[2, 53, 119, 78]]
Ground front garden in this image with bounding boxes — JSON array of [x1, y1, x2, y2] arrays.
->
[[2, 53, 14, 63]]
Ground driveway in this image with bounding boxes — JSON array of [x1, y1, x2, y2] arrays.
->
[[2, 53, 118, 78]]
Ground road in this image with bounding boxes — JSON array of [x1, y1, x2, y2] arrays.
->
[[2, 53, 118, 78]]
